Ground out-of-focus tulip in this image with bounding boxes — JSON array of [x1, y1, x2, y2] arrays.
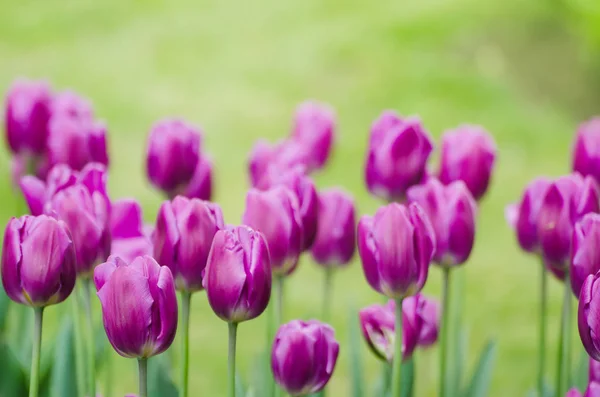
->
[[178, 155, 212, 201], [590, 358, 600, 383], [573, 118, 600, 184], [51, 90, 94, 121], [438, 125, 497, 200], [364, 111, 433, 201], [291, 101, 335, 170], [248, 139, 311, 188], [586, 383, 600, 397], [203, 225, 271, 323], [310, 188, 355, 267], [417, 295, 441, 347], [110, 199, 153, 263], [153, 196, 224, 292], [271, 320, 339, 396], [407, 179, 476, 267], [242, 186, 303, 276], [357, 202, 435, 298], [566, 388, 582, 397], [4, 79, 52, 156], [94, 255, 178, 358], [571, 214, 600, 297], [1, 215, 76, 307], [578, 273, 600, 361]]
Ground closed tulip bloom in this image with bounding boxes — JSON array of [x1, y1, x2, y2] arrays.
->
[[2, 215, 76, 307], [407, 179, 476, 266], [291, 101, 336, 170], [272, 320, 339, 396], [571, 214, 600, 297], [573, 118, 600, 183], [578, 273, 600, 360], [310, 188, 356, 266], [51, 90, 94, 121], [586, 383, 600, 397], [417, 295, 441, 347], [357, 202, 435, 298], [364, 111, 433, 201], [242, 187, 303, 276], [153, 196, 224, 292], [110, 199, 153, 263], [94, 255, 178, 358], [248, 139, 311, 188], [591, 358, 600, 383], [438, 125, 497, 200], [566, 388, 583, 397], [178, 155, 212, 201], [203, 225, 271, 323]]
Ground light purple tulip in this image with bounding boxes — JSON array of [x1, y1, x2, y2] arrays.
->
[[571, 214, 600, 297], [566, 387, 583, 397], [573, 118, 600, 184], [51, 90, 94, 121], [586, 383, 600, 397], [247, 139, 311, 188], [591, 358, 600, 383], [407, 179, 476, 266], [357, 202, 435, 298], [291, 100, 336, 170], [310, 188, 355, 267], [1, 215, 76, 307], [94, 255, 178, 359], [203, 225, 271, 323], [417, 295, 440, 348], [578, 273, 600, 361], [110, 199, 153, 263], [271, 320, 339, 396]]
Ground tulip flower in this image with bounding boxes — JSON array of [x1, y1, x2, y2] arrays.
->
[[290, 100, 336, 170], [110, 198, 153, 263], [417, 295, 441, 348], [271, 320, 339, 396], [51, 90, 94, 120], [1, 214, 76, 397], [573, 118, 600, 184], [438, 125, 497, 200], [579, 273, 600, 360], [571, 214, 600, 298], [248, 138, 311, 188], [94, 255, 178, 397], [364, 110, 433, 202], [566, 388, 582, 397], [591, 358, 600, 383]]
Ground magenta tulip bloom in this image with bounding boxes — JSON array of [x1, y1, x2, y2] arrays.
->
[[566, 388, 582, 397], [248, 139, 311, 188], [94, 255, 178, 358], [578, 272, 600, 361], [51, 90, 94, 121], [357, 202, 435, 298], [573, 118, 600, 183], [204, 225, 271, 323], [242, 187, 303, 276], [407, 179, 476, 266], [364, 111, 433, 201], [438, 125, 497, 200], [291, 101, 336, 170], [153, 196, 224, 292], [1, 215, 76, 307], [571, 214, 600, 297], [110, 199, 153, 263], [272, 320, 339, 396], [417, 295, 440, 347], [311, 188, 356, 267], [591, 358, 600, 383]]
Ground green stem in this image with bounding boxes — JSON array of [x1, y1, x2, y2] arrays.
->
[[104, 344, 113, 397], [322, 267, 334, 323], [391, 297, 404, 397], [29, 307, 44, 397], [228, 322, 238, 397], [82, 279, 96, 397], [556, 272, 572, 396], [274, 276, 284, 397], [538, 262, 547, 396], [180, 291, 192, 397], [138, 358, 148, 397], [71, 289, 86, 397], [439, 268, 451, 397]]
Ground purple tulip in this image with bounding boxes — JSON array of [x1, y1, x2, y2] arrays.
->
[[586, 383, 600, 397], [591, 358, 600, 383], [110, 199, 153, 263], [417, 295, 440, 348], [51, 90, 94, 121], [242, 186, 303, 276], [203, 225, 271, 323], [153, 196, 224, 292], [573, 118, 600, 183], [290, 101, 336, 170], [364, 111, 433, 201], [578, 272, 600, 360], [1, 215, 76, 307], [357, 202, 435, 298], [438, 125, 497, 200], [4, 79, 52, 156], [178, 155, 212, 201], [407, 179, 476, 266], [571, 214, 600, 297], [271, 320, 339, 396], [248, 139, 313, 188], [310, 188, 356, 267], [94, 255, 177, 358], [566, 388, 583, 397]]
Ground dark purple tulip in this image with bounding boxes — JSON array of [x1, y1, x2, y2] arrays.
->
[[364, 111, 433, 201], [310, 188, 355, 267], [203, 225, 271, 323], [417, 295, 440, 348], [248, 139, 311, 188], [271, 320, 339, 396], [94, 255, 178, 358], [110, 199, 153, 263], [242, 186, 303, 276], [291, 101, 335, 170], [591, 358, 600, 383], [51, 90, 94, 121], [571, 214, 600, 297], [573, 118, 600, 183], [438, 125, 497, 200], [1, 215, 76, 307], [153, 196, 224, 292], [407, 179, 476, 266], [357, 202, 435, 298], [578, 272, 600, 360], [4, 79, 52, 156]]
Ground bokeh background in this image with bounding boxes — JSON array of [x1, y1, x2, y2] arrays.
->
[[2, 0, 600, 395]]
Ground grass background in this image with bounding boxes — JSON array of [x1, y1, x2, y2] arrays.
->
[[2, 0, 600, 395]]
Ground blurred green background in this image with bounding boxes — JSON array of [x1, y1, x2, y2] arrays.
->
[[2, 0, 600, 395]]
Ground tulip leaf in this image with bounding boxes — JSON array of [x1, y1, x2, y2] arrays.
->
[[573, 347, 590, 391], [148, 353, 179, 397], [373, 362, 392, 397], [348, 307, 365, 397], [463, 339, 497, 397], [0, 287, 11, 333], [0, 339, 28, 397], [48, 317, 79, 397]]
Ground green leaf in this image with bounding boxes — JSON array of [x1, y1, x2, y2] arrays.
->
[[573, 347, 589, 391], [0, 287, 11, 333], [0, 340, 28, 397], [236, 372, 246, 397], [48, 317, 79, 397], [348, 307, 365, 397], [400, 356, 415, 397], [373, 362, 392, 397], [250, 349, 273, 397], [148, 353, 179, 397], [463, 340, 497, 397]]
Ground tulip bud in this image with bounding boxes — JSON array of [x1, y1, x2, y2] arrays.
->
[[51, 90, 94, 121], [357, 202, 435, 298], [364, 111, 433, 201], [566, 388, 582, 397], [178, 155, 212, 201], [1, 215, 76, 307], [291, 101, 335, 170], [271, 320, 339, 396], [407, 179, 476, 266], [4, 79, 52, 156], [571, 214, 600, 297], [153, 196, 224, 292], [203, 225, 271, 323], [586, 383, 600, 397], [417, 295, 440, 348], [438, 125, 497, 200], [578, 272, 600, 360], [310, 188, 356, 267], [242, 187, 303, 276], [248, 139, 311, 188], [94, 255, 178, 358], [573, 118, 600, 183], [591, 358, 600, 383], [110, 199, 153, 263]]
